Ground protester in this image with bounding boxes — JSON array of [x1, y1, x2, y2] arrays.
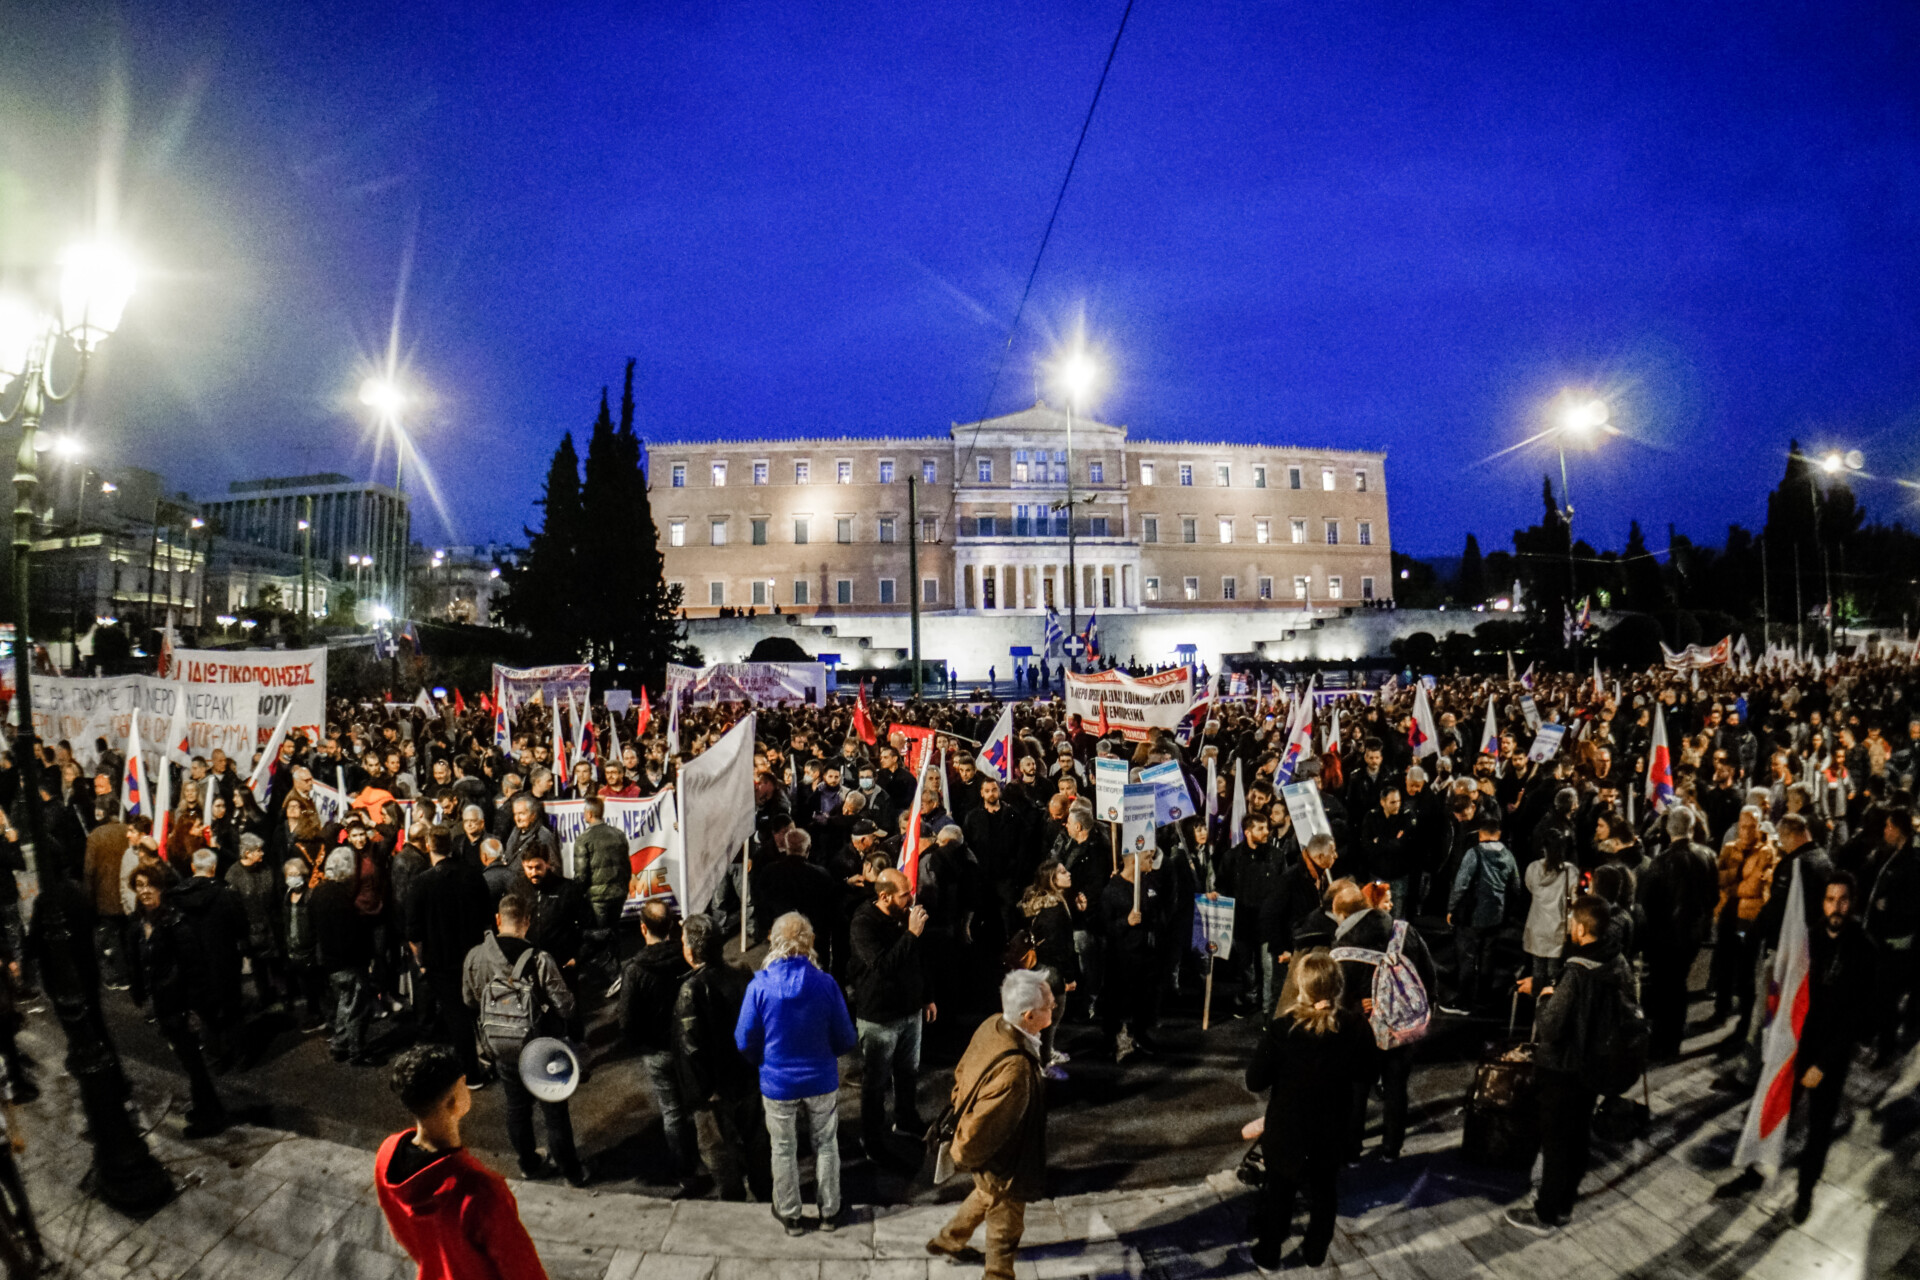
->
[[618, 901, 701, 1195], [847, 869, 933, 1163], [128, 860, 228, 1136], [1016, 858, 1081, 1078], [406, 824, 496, 1087], [1100, 847, 1170, 1060], [1446, 817, 1518, 1013], [675, 913, 772, 1201], [1328, 880, 1435, 1161], [1637, 807, 1720, 1058]]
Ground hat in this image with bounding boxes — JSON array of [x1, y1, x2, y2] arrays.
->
[[852, 819, 880, 837]]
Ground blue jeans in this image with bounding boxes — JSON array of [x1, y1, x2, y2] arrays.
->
[[640, 1050, 697, 1178], [765, 1092, 841, 1221], [328, 970, 374, 1058], [1384, 878, 1411, 922], [857, 1014, 923, 1144]]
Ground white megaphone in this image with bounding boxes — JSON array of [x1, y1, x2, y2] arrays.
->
[[519, 1037, 583, 1103]]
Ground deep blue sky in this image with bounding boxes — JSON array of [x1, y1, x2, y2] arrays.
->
[[3, 1, 1917, 556]]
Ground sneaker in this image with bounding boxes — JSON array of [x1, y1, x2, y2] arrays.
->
[[519, 1158, 556, 1181], [604, 976, 623, 999], [817, 1209, 844, 1233], [1437, 1003, 1469, 1017], [561, 1162, 591, 1188], [1714, 1168, 1765, 1199], [1049, 1049, 1072, 1065], [1504, 1206, 1557, 1236], [925, 1240, 984, 1265], [892, 1120, 927, 1139], [1247, 1245, 1283, 1275], [1043, 1065, 1069, 1082], [776, 1209, 808, 1237], [1791, 1190, 1814, 1224], [466, 1074, 488, 1091]]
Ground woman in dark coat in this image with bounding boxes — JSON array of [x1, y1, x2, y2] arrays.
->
[[1018, 859, 1081, 1076], [1244, 950, 1370, 1269], [128, 860, 227, 1136], [1330, 880, 1437, 1161]]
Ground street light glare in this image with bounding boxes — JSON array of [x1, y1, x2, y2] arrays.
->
[[51, 435, 83, 459], [0, 294, 40, 380], [359, 376, 406, 418], [1559, 396, 1609, 435], [58, 240, 137, 351], [1055, 349, 1100, 407], [1821, 452, 1843, 474]]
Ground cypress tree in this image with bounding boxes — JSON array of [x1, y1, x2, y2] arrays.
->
[[1456, 532, 1486, 604], [615, 359, 693, 689], [578, 385, 623, 668], [500, 432, 585, 657]]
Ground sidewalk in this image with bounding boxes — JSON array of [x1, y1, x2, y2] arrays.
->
[[25, 1035, 1920, 1280]]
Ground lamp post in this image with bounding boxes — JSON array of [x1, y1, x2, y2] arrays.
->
[[359, 377, 409, 621], [0, 240, 171, 1209], [1550, 394, 1614, 624], [1052, 348, 1100, 652]]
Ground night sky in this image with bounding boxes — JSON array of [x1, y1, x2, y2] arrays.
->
[[3, 1, 1917, 557]]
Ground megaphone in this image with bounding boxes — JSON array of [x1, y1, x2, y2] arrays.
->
[[519, 1037, 582, 1103]]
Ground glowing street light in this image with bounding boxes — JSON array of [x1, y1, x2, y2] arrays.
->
[[359, 375, 407, 419], [1047, 342, 1104, 643]]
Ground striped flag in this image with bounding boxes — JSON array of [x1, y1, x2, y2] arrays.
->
[[1732, 862, 1812, 1172], [1480, 696, 1499, 756], [899, 747, 934, 894], [1646, 704, 1675, 811]]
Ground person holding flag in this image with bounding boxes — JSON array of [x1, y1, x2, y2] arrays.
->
[[1645, 705, 1675, 811], [1276, 678, 1316, 784], [1479, 697, 1499, 757], [852, 683, 879, 748], [977, 703, 1015, 784]]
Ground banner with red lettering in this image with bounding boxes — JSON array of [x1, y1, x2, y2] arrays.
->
[[169, 647, 328, 746]]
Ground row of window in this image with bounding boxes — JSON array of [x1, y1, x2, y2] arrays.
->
[[1141, 574, 1375, 603], [668, 456, 1374, 492], [1141, 517, 1373, 546], [691, 577, 942, 607], [667, 515, 940, 547]]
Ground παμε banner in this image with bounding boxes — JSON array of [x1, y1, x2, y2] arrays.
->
[[1063, 666, 1196, 742]]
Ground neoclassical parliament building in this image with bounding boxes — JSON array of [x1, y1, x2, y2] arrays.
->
[[652, 404, 1392, 620]]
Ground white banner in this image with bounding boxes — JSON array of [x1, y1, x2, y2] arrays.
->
[[171, 648, 327, 747], [33, 675, 264, 770], [492, 663, 592, 725], [678, 712, 758, 915], [541, 793, 679, 907], [667, 662, 827, 708], [1063, 665, 1197, 743]]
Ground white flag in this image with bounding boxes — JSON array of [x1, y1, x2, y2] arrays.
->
[[678, 712, 757, 915], [249, 700, 296, 808], [1732, 862, 1812, 1172], [1408, 683, 1440, 759]]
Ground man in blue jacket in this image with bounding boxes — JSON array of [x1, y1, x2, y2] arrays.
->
[[736, 911, 858, 1236]]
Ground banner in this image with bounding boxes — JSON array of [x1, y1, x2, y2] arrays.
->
[[310, 781, 349, 826], [678, 712, 758, 915], [1094, 757, 1129, 823], [32, 675, 265, 770], [541, 793, 679, 908], [1661, 637, 1732, 671], [170, 648, 326, 746], [667, 662, 827, 708], [1063, 665, 1197, 742], [492, 663, 592, 727], [1192, 893, 1236, 960]]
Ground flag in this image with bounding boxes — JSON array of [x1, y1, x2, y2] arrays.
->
[[852, 682, 878, 746], [493, 696, 510, 750], [1506, 651, 1516, 683], [1520, 662, 1535, 689], [1229, 759, 1247, 847], [156, 682, 192, 850], [666, 684, 681, 755], [551, 696, 569, 781], [1174, 695, 1211, 748], [1592, 658, 1603, 700], [1085, 612, 1100, 658], [678, 713, 758, 915], [1044, 608, 1065, 655], [899, 747, 934, 894], [1277, 676, 1316, 783], [569, 690, 587, 762], [372, 620, 395, 660], [606, 705, 621, 767], [1327, 705, 1342, 762], [399, 619, 422, 654], [1562, 605, 1580, 647], [1577, 597, 1592, 631], [636, 687, 651, 740], [454, 689, 467, 717], [1096, 696, 1110, 738], [1205, 755, 1218, 826], [250, 700, 296, 808], [1646, 704, 1675, 811], [1732, 862, 1813, 1172], [159, 625, 176, 680], [979, 704, 1015, 782], [414, 687, 434, 716], [122, 717, 146, 819], [1408, 682, 1439, 758], [1480, 696, 1499, 756]]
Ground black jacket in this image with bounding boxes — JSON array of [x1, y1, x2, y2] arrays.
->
[[1757, 846, 1835, 949], [847, 900, 926, 1023], [1330, 909, 1436, 1027], [750, 856, 840, 951], [405, 859, 496, 977], [1535, 938, 1633, 1078], [1262, 856, 1333, 956], [1637, 839, 1720, 951], [170, 876, 248, 1003], [312, 879, 372, 974], [1098, 872, 1171, 960], [674, 960, 756, 1100], [1022, 898, 1080, 985], [1245, 1012, 1372, 1172], [512, 871, 593, 966], [1800, 918, 1876, 1079], [1217, 837, 1284, 939], [131, 903, 211, 1020], [619, 938, 691, 1054], [1357, 808, 1415, 883]]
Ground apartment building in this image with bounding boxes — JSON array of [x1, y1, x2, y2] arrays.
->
[[653, 404, 1391, 616]]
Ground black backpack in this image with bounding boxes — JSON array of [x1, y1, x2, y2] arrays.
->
[[1565, 956, 1649, 1097]]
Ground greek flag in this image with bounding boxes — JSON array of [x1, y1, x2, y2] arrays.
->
[[1044, 608, 1064, 655]]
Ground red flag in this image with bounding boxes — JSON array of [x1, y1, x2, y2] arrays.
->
[[454, 689, 467, 716], [636, 687, 652, 739], [853, 682, 878, 745], [1096, 697, 1110, 738], [899, 748, 933, 895]]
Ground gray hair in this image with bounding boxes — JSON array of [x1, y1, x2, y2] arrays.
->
[[324, 849, 356, 881], [1665, 807, 1697, 839], [240, 832, 265, 851], [936, 823, 964, 845], [1065, 809, 1092, 836], [1404, 765, 1427, 785], [479, 836, 504, 865], [191, 848, 219, 875], [531, 768, 554, 788], [765, 912, 818, 966], [1306, 832, 1337, 861], [511, 792, 535, 811], [1001, 969, 1051, 1020], [463, 804, 485, 822]]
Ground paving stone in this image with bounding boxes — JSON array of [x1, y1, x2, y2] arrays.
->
[[519, 1190, 674, 1250], [226, 1178, 357, 1257], [712, 1260, 821, 1280], [662, 1198, 875, 1258], [618, 1251, 715, 1280], [178, 1235, 303, 1280], [285, 1238, 414, 1280], [252, 1135, 380, 1194], [66, 1229, 207, 1280]]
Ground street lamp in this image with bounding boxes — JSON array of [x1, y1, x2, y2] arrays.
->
[[0, 239, 171, 1209], [1548, 392, 1615, 622], [358, 375, 410, 621], [1049, 344, 1102, 648]]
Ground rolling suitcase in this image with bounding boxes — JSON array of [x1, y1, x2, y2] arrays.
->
[[1461, 990, 1540, 1168]]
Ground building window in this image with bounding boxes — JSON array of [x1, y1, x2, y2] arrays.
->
[[922, 459, 938, 484], [879, 578, 896, 604], [878, 517, 895, 543], [1183, 576, 1199, 601], [752, 580, 768, 606], [1255, 519, 1271, 544], [922, 516, 938, 542], [836, 460, 852, 484], [1178, 463, 1193, 486], [1290, 518, 1306, 544], [711, 461, 727, 487], [977, 458, 993, 483], [795, 460, 811, 484], [1140, 461, 1155, 486], [751, 519, 768, 546], [1090, 516, 1109, 537], [1145, 576, 1160, 601], [1216, 463, 1231, 487], [836, 579, 852, 605], [671, 462, 687, 488], [668, 520, 686, 547], [794, 519, 809, 544], [1358, 521, 1372, 546], [1322, 467, 1335, 491], [977, 514, 997, 537], [710, 519, 728, 546], [1143, 516, 1159, 543], [709, 581, 724, 606], [1013, 450, 1030, 483], [1259, 576, 1273, 600], [1218, 519, 1233, 544], [752, 461, 768, 485], [837, 517, 852, 544], [1293, 576, 1309, 600], [1050, 451, 1067, 483], [1361, 576, 1375, 600], [879, 459, 895, 484], [1222, 577, 1237, 600], [1355, 470, 1368, 492], [794, 580, 810, 606], [1181, 517, 1197, 544], [1253, 465, 1267, 489], [922, 577, 938, 603], [1325, 520, 1339, 545], [1328, 575, 1343, 599], [1288, 466, 1302, 490], [1089, 460, 1104, 484]]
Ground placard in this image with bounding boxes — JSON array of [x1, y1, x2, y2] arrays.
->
[[1520, 694, 1541, 732], [1141, 759, 1190, 826], [1192, 893, 1236, 960], [1094, 757, 1130, 822], [1280, 780, 1333, 843], [1527, 723, 1568, 762], [1063, 665, 1199, 742], [667, 662, 827, 708], [1121, 781, 1157, 826]]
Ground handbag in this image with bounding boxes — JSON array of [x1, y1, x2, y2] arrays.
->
[[925, 1049, 1026, 1183], [1235, 1137, 1267, 1188]]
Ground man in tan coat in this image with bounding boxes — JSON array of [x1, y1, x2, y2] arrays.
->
[[926, 969, 1052, 1279]]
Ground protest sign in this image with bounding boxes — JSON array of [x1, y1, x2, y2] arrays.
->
[[1520, 694, 1541, 731], [1192, 894, 1236, 961], [542, 792, 678, 906], [603, 689, 633, 714], [171, 648, 326, 746], [1094, 757, 1129, 823], [1280, 780, 1333, 843], [1063, 666, 1198, 742], [1121, 781, 1157, 827], [1141, 759, 1190, 825], [667, 661, 827, 708], [32, 675, 264, 770], [492, 664, 592, 726], [1527, 723, 1568, 762], [1118, 800, 1155, 863], [310, 781, 349, 827]]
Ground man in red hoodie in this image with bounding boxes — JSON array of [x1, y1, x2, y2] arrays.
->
[[375, 1045, 550, 1280]]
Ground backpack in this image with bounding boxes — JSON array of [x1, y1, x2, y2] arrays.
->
[[1564, 955, 1649, 1096], [1330, 921, 1431, 1050], [1002, 927, 1039, 973], [477, 943, 544, 1056]]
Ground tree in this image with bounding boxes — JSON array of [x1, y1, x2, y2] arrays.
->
[[1621, 519, 1667, 612], [611, 360, 694, 690], [1512, 474, 1572, 644], [498, 431, 585, 657], [1455, 533, 1486, 605]]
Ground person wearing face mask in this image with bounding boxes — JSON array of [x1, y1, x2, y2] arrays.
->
[[855, 764, 898, 832]]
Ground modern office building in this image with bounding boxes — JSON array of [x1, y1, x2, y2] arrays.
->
[[199, 473, 409, 609], [651, 403, 1392, 617]]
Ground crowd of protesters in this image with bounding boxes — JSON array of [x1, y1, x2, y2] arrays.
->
[[0, 647, 1915, 1277]]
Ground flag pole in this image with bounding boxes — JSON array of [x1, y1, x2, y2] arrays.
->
[[739, 837, 751, 952], [1202, 954, 1215, 1031]]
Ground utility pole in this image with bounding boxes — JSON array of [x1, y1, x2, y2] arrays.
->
[[300, 495, 313, 642], [1794, 544, 1804, 655], [1760, 529, 1770, 650], [908, 477, 922, 699]]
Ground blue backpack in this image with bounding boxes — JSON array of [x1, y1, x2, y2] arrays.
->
[[1331, 921, 1431, 1050]]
